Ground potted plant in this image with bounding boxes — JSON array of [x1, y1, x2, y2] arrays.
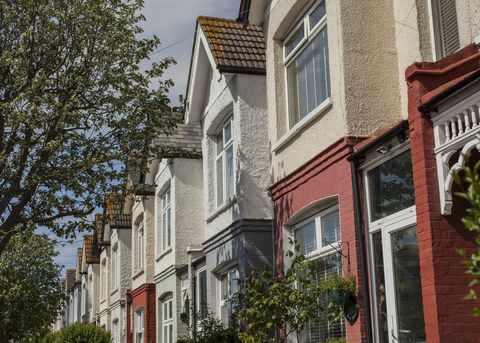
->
[[320, 275, 358, 324]]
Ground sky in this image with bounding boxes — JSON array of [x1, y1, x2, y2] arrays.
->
[[55, 0, 239, 276]]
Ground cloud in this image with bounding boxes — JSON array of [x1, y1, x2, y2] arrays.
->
[[141, 0, 239, 106]]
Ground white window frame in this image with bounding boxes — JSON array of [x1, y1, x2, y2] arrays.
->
[[135, 307, 144, 343], [101, 258, 107, 301], [111, 244, 118, 292], [218, 268, 238, 323], [292, 205, 340, 259], [215, 117, 235, 207], [137, 221, 144, 271], [162, 297, 174, 343], [428, 0, 460, 61], [283, 0, 329, 130], [362, 144, 424, 343], [161, 188, 172, 251]]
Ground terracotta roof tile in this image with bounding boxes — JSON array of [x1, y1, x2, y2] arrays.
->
[[198, 16, 266, 75], [66, 269, 76, 292], [76, 248, 83, 274], [84, 234, 100, 264], [105, 193, 132, 229]]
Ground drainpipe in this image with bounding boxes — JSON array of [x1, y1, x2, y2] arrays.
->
[[349, 159, 373, 343]]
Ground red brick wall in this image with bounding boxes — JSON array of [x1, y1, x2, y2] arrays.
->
[[126, 284, 156, 343], [407, 44, 480, 342], [270, 137, 365, 343]]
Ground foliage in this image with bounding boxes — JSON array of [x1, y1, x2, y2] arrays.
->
[[235, 240, 324, 343], [0, 0, 177, 252], [452, 158, 480, 317], [42, 323, 112, 343], [0, 230, 64, 342], [176, 313, 240, 343], [319, 276, 356, 325]]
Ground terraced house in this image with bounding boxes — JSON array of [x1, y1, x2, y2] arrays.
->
[[53, 0, 480, 342]]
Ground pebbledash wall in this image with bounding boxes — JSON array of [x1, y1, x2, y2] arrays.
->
[[406, 43, 480, 342]]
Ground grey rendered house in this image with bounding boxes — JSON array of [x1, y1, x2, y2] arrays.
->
[[183, 15, 273, 324]]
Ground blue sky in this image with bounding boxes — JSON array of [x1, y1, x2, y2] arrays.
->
[[55, 0, 239, 276]]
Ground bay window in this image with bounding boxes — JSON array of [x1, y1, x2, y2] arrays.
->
[[284, 0, 330, 128], [364, 147, 426, 343], [294, 206, 345, 342], [215, 117, 234, 207]]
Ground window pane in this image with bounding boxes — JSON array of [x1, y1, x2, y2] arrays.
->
[[391, 226, 426, 342], [229, 270, 238, 295], [224, 120, 232, 143], [287, 27, 330, 126], [368, 151, 415, 221], [301, 253, 344, 342], [295, 221, 317, 254], [221, 274, 228, 299], [321, 210, 340, 246], [226, 145, 234, 199], [309, 0, 326, 29], [199, 271, 208, 319], [167, 208, 171, 247], [216, 157, 223, 206], [371, 231, 388, 343], [285, 24, 305, 56]]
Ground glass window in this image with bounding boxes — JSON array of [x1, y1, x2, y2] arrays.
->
[[161, 188, 172, 251], [198, 270, 208, 320], [371, 231, 388, 343], [431, 0, 460, 59], [111, 246, 118, 290], [162, 298, 174, 343], [391, 226, 426, 342], [294, 208, 340, 256], [219, 269, 238, 324], [215, 117, 234, 207], [135, 308, 144, 343], [285, 0, 330, 128], [137, 222, 144, 270], [368, 150, 415, 221], [101, 259, 107, 300]]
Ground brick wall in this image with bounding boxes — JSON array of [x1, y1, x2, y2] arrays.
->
[[270, 137, 365, 343], [126, 284, 156, 343], [407, 43, 480, 342]]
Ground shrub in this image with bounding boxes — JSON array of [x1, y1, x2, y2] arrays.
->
[[176, 314, 240, 343], [42, 323, 111, 343]]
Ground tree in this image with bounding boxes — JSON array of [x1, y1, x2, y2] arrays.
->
[[0, 229, 64, 342], [42, 323, 112, 343], [0, 0, 177, 252], [453, 158, 480, 317], [236, 243, 327, 343]]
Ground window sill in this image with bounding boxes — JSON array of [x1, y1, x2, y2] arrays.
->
[[155, 247, 173, 262], [132, 269, 144, 280], [206, 196, 237, 223], [272, 97, 332, 153]]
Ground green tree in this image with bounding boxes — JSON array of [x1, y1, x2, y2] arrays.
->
[[236, 243, 325, 343], [453, 159, 480, 317], [0, 229, 64, 342], [42, 323, 112, 343], [0, 0, 177, 252]]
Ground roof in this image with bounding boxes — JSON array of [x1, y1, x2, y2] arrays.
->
[[95, 213, 110, 246], [65, 269, 76, 292], [76, 248, 83, 274], [84, 234, 100, 264], [154, 121, 202, 159], [197, 16, 266, 75], [105, 193, 132, 229]]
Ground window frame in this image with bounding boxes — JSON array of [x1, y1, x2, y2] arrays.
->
[[161, 187, 172, 252], [292, 204, 341, 260], [162, 297, 174, 343], [137, 221, 145, 271], [196, 267, 208, 321], [283, 0, 329, 130], [215, 117, 235, 207], [111, 244, 118, 292], [135, 307, 144, 343], [428, 0, 460, 60], [362, 144, 425, 343], [218, 268, 239, 323]]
